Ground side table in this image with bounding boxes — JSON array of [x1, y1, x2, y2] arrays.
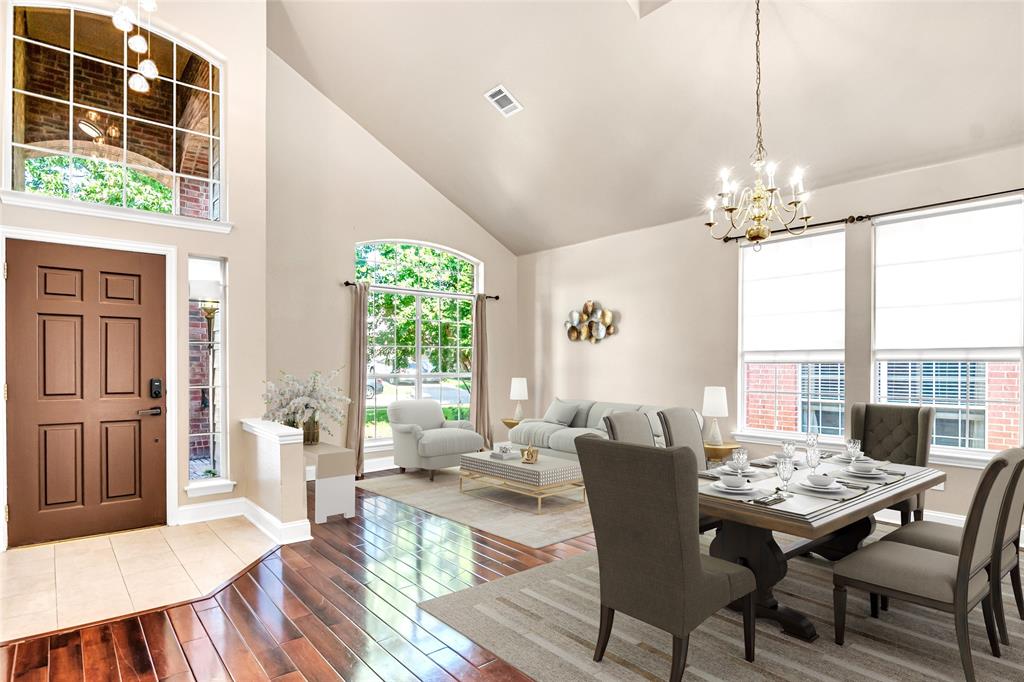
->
[[303, 443, 356, 523]]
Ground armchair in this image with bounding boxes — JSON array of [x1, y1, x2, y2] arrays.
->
[[387, 399, 485, 481]]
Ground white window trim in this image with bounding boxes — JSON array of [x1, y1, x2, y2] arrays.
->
[[3, 1, 230, 228], [184, 477, 236, 497]]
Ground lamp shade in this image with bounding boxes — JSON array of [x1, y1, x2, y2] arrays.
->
[[509, 377, 528, 401], [702, 386, 728, 418]]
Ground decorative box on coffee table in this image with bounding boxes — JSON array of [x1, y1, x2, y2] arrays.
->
[[459, 451, 586, 514]]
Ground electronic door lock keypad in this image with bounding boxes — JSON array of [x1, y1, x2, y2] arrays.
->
[[150, 378, 163, 399]]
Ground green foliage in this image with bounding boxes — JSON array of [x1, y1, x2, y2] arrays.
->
[[356, 242, 476, 294], [24, 155, 173, 214], [364, 404, 469, 427]]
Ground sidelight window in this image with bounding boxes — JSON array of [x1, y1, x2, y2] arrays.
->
[[188, 257, 226, 480]]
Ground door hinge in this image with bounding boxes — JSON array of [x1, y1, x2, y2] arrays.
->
[[3, 261, 6, 279], [2, 383, 6, 400], [4, 505, 7, 523]]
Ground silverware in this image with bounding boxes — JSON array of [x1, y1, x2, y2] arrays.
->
[[698, 473, 720, 480], [878, 468, 907, 477], [835, 479, 870, 490]]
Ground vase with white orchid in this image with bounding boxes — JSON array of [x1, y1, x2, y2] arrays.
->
[[262, 369, 350, 445]]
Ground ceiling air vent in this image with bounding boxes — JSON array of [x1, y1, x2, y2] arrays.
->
[[484, 85, 523, 118]]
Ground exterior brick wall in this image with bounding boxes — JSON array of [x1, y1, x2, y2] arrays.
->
[[744, 363, 800, 432], [986, 362, 1021, 449], [188, 301, 211, 460]]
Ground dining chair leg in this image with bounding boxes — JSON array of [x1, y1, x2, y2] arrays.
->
[[991, 576, 1009, 645], [880, 595, 889, 611], [955, 605, 977, 682], [669, 635, 689, 682], [913, 508, 924, 522], [833, 585, 847, 645], [593, 605, 615, 662], [981, 595, 1001, 658], [742, 592, 755, 662], [1011, 560, 1024, 619], [870, 593, 880, 619]]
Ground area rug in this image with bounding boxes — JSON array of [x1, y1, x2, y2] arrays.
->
[[421, 535, 1024, 681], [356, 468, 592, 548]]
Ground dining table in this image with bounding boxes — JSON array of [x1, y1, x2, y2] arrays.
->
[[698, 454, 946, 642]]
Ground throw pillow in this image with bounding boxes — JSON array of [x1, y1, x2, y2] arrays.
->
[[542, 398, 578, 426]]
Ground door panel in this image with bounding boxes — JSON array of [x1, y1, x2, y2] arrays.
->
[[7, 239, 166, 546]]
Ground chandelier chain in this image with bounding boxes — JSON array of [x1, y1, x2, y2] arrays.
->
[[753, 0, 766, 163]]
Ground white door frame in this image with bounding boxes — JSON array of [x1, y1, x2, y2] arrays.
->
[[0, 225, 179, 550]]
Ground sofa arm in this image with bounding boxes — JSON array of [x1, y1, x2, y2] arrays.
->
[[392, 423, 424, 438], [443, 420, 475, 431], [391, 423, 423, 467]]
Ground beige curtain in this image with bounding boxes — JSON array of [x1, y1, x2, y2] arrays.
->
[[345, 282, 370, 476], [470, 293, 493, 447]]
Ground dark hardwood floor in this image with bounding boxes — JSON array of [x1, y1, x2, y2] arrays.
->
[[0, 472, 596, 681]]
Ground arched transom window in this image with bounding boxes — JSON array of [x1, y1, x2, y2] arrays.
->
[[8, 4, 223, 221], [355, 242, 479, 444]]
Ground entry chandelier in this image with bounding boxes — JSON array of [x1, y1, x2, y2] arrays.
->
[[704, 0, 812, 247], [113, 0, 160, 93]]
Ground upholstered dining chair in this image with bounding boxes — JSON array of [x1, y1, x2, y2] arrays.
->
[[575, 436, 756, 681], [603, 411, 656, 446], [832, 451, 1021, 682], [658, 408, 721, 534], [878, 447, 1024, 646], [850, 402, 936, 524]]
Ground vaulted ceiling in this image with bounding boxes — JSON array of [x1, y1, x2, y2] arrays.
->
[[268, 0, 1024, 254]]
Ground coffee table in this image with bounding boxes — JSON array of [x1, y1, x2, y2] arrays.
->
[[459, 451, 586, 514]]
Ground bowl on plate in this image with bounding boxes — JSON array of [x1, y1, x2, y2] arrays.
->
[[721, 473, 747, 489], [807, 473, 833, 487], [849, 459, 878, 474]]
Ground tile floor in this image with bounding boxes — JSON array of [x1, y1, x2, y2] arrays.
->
[[0, 516, 275, 643]]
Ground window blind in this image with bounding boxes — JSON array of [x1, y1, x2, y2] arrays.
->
[[874, 197, 1024, 358], [741, 230, 845, 359]]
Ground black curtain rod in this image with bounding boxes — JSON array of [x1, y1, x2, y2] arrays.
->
[[343, 280, 499, 300], [722, 186, 1024, 244]]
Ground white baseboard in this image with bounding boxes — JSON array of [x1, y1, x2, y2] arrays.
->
[[173, 496, 311, 545], [175, 497, 248, 525], [364, 455, 396, 473], [243, 499, 312, 545]]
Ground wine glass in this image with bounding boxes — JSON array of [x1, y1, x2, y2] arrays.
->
[[805, 432, 819, 450], [806, 446, 821, 474], [781, 440, 796, 459], [730, 448, 749, 473], [846, 438, 862, 462], [776, 456, 795, 498]]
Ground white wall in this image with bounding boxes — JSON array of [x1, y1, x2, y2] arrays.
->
[[517, 144, 1024, 516], [0, 0, 268, 519], [265, 51, 520, 452]]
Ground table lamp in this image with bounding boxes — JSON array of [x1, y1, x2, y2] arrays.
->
[[510, 377, 528, 420], [702, 386, 728, 446]]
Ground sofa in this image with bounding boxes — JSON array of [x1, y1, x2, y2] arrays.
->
[[388, 399, 485, 480], [508, 399, 702, 462]]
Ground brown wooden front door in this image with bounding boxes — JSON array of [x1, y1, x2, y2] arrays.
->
[[6, 239, 166, 546]]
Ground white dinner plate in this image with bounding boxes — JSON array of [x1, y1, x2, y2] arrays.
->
[[797, 479, 843, 492], [711, 481, 754, 494], [844, 467, 886, 479]]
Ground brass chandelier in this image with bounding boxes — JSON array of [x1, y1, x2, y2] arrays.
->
[[705, 0, 812, 247]]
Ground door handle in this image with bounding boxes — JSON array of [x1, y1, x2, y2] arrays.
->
[[137, 407, 162, 416]]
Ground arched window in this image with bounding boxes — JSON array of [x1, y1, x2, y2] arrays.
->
[[8, 4, 223, 221], [355, 242, 480, 444]]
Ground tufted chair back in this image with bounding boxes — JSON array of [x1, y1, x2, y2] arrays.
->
[[850, 403, 935, 466]]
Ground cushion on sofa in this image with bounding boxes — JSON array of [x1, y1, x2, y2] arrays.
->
[[586, 402, 642, 430], [417, 428, 484, 458], [566, 400, 597, 427], [548, 427, 607, 454], [509, 420, 565, 448], [543, 398, 581, 425]]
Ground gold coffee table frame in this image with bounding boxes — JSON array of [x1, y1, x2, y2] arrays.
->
[[458, 469, 587, 514]]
